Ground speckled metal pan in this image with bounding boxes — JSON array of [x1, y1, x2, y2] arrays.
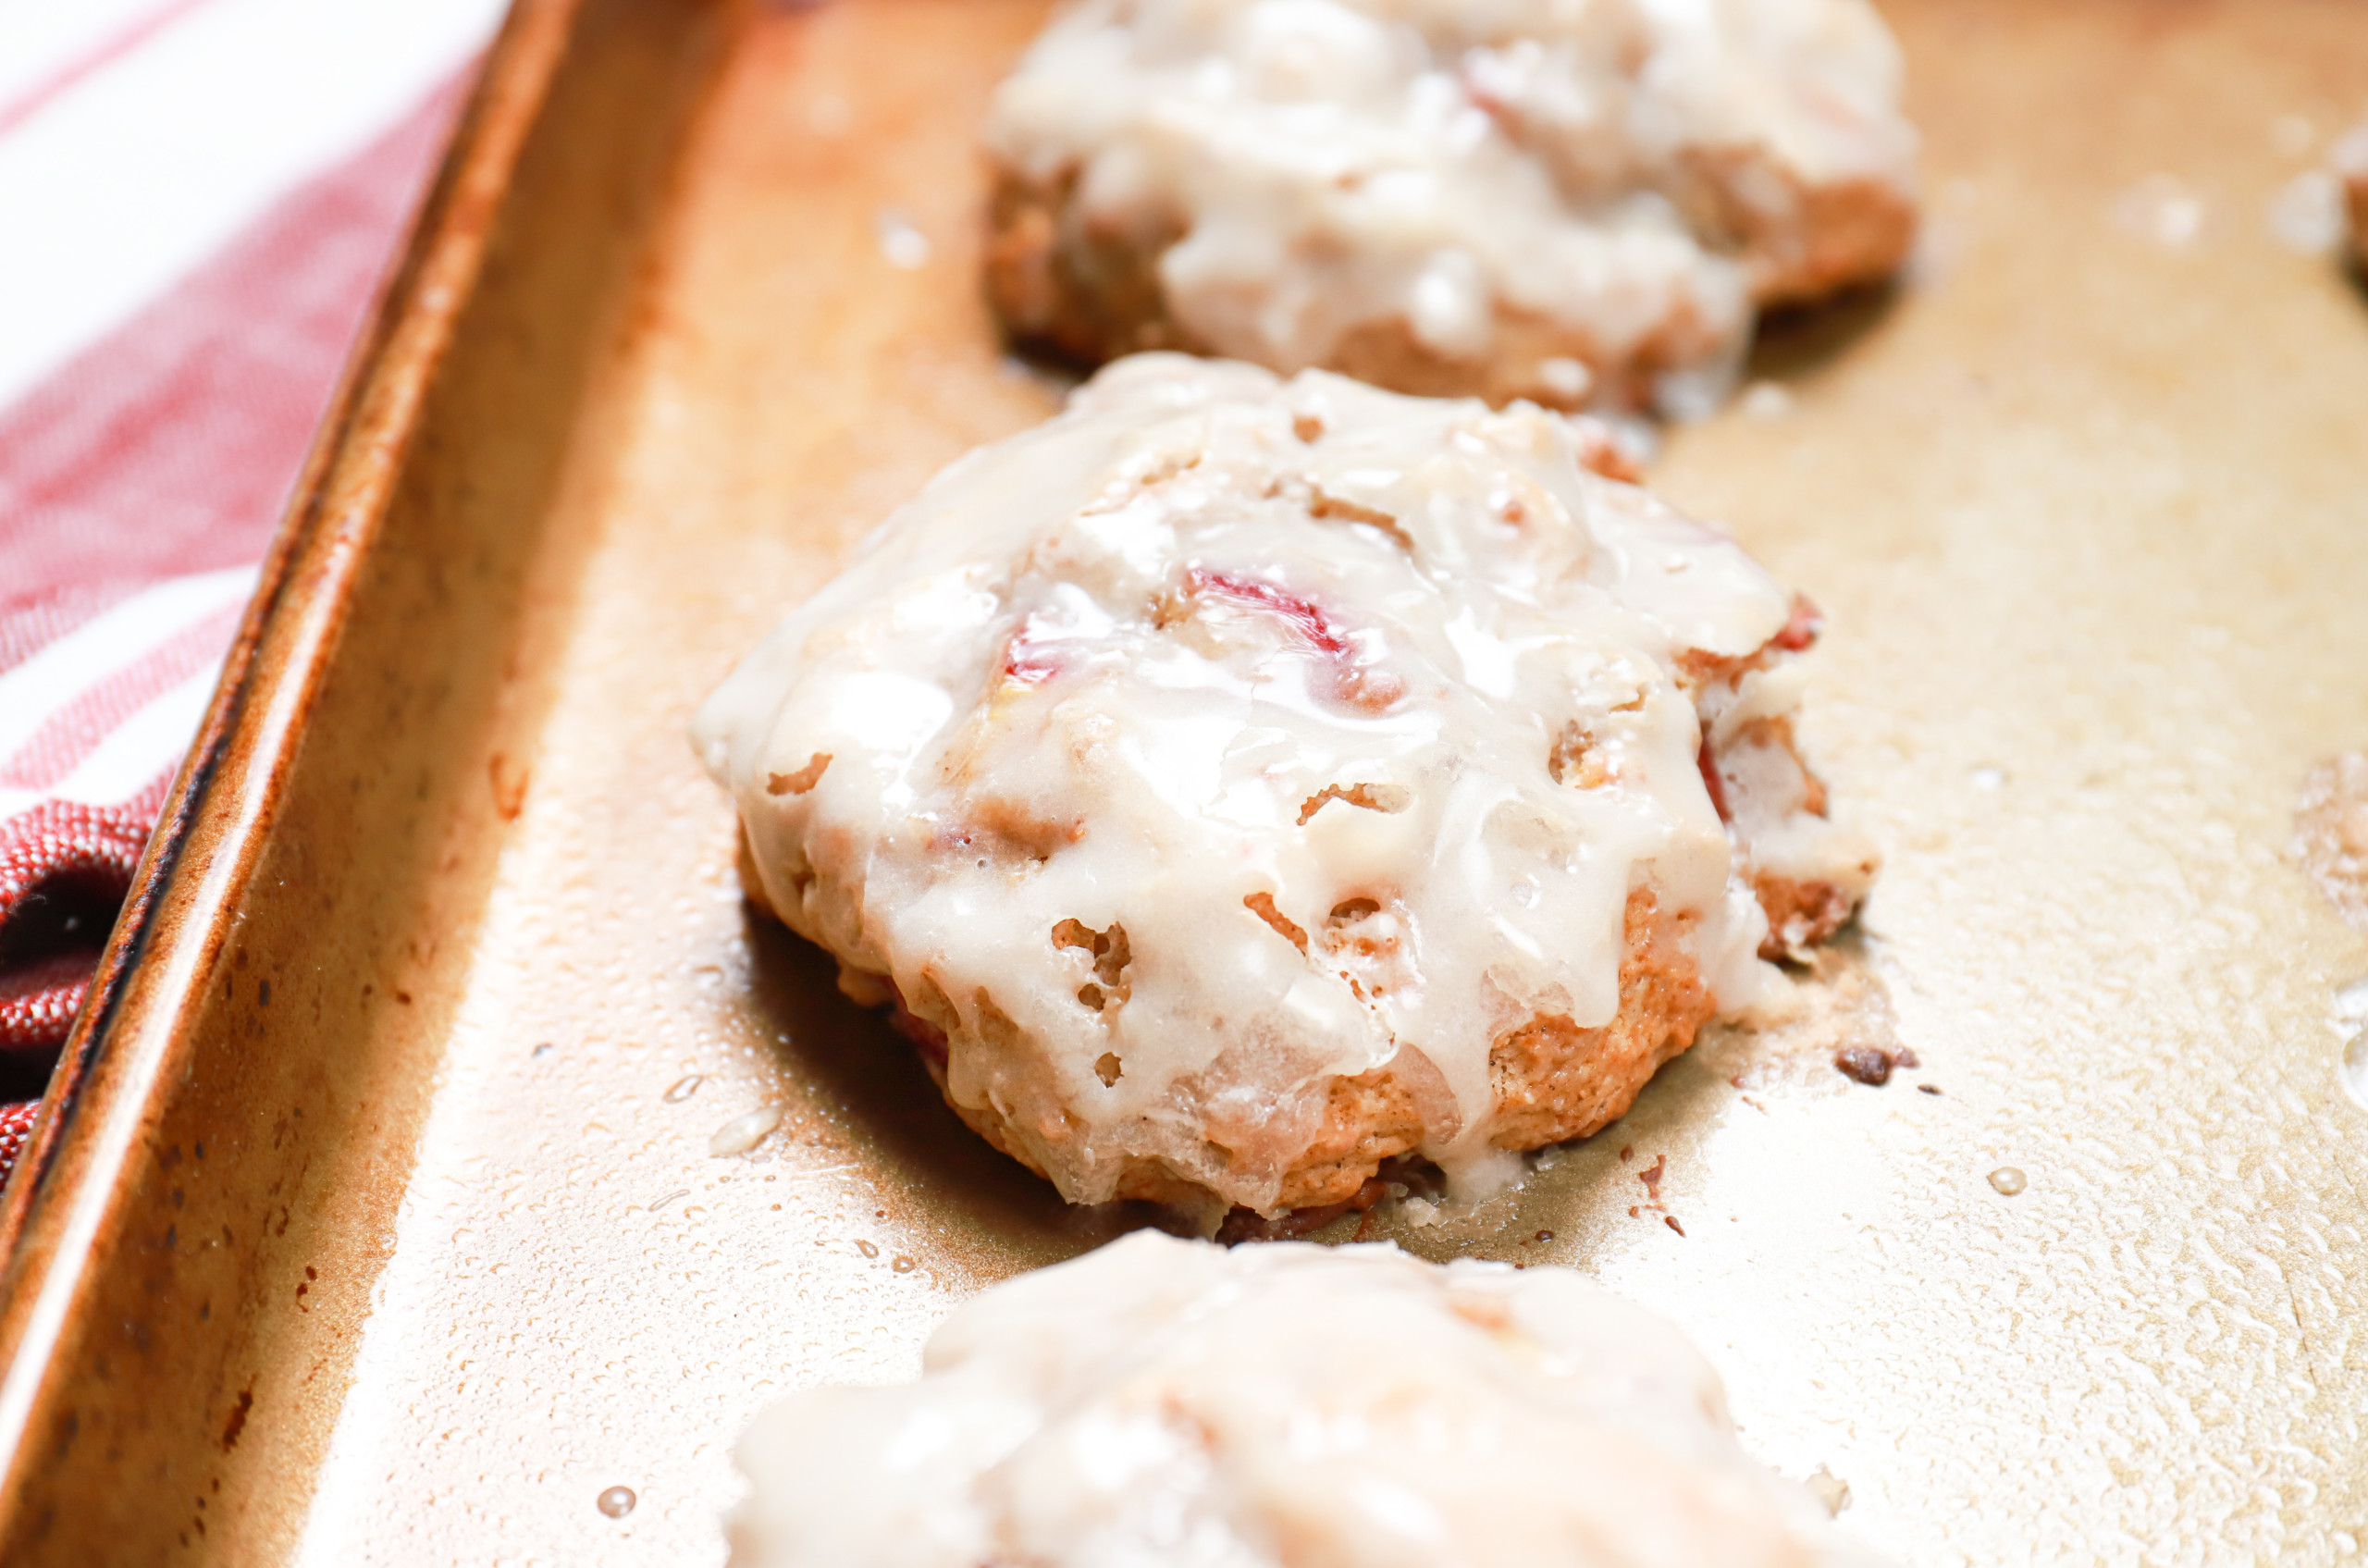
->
[[0, 0, 2362, 1562]]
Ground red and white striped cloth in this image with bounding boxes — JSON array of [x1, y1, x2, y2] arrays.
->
[[0, 0, 508, 1184]]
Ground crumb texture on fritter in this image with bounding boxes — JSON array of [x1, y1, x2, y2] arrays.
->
[[982, 0, 1918, 414], [695, 355, 1872, 1216], [728, 1233, 1893, 1568]]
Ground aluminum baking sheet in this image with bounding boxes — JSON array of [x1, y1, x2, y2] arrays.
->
[[3, 0, 2363, 1563]]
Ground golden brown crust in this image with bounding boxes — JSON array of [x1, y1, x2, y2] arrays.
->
[[985, 169, 1726, 414], [1486, 890, 1716, 1150], [1768, 171, 1918, 303], [919, 1019, 1428, 1215], [1748, 866, 1864, 957], [741, 835, 1714, 1214], [1672, 149, 1918, 306], [1266, 1068, 1427, 1210], [984, 167, 1191, 368], [925, 1059, 1232, 1212]]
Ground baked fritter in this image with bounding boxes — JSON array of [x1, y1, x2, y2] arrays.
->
[[729, 1234, 1894, 1568], [697, 356, 1874, 1219], [983, 0, 1918, 414]]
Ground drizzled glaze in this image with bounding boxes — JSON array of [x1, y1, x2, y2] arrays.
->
[[728, 1233, 1888, 1568], [984, 0, 1917, 413], [696, 356, 1844, 1213]]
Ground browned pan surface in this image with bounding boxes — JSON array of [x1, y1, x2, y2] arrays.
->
[[1, 0, 2364, 1562]]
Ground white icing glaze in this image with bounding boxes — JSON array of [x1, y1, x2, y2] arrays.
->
[[984, 0, 1917, 411], [728, 1232, 1888, 1568], [695, 356, 1835, 1212]]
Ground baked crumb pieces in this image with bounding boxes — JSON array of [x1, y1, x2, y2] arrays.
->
[[1833, 1044, 1892, 1085]]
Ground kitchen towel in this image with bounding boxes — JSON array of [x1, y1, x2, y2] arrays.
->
[[0, 0, 507, 1190]]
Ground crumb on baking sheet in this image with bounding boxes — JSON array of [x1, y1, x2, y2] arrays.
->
[[1833, 1044, 1892, 1085], [1697, 941, 1917, 1097]]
